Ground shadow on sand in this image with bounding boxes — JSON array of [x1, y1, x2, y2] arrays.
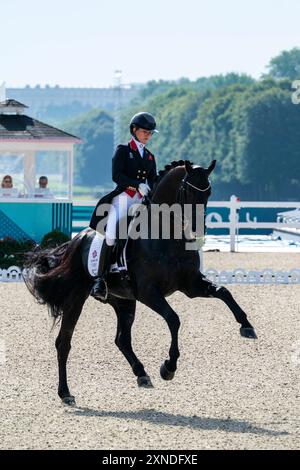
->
[[69, 407, 287, 437]]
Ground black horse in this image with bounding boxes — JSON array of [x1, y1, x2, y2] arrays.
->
[[24, 160, 257, 406]]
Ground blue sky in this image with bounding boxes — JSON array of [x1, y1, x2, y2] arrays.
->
[[1, 0, 300, 87]]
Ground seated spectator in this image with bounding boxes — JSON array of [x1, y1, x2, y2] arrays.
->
[[34, 176, 54, 198], [0, 175, 19, 197]]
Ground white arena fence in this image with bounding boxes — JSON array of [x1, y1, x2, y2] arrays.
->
[[73, 197, 300, 251], [1, 197, 300, 284], [206, 196, 300, 251], [2, 266, 300, 285]]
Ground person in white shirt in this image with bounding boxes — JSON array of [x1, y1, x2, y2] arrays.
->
[[34, 176, 54, 198]]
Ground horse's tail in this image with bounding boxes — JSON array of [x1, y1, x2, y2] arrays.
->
[[24, 231, 91, 320]]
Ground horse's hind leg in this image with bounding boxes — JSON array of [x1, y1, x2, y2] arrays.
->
[[212, 285, 257, 338], [184, 273, 257, 339], [55, 294, 87, 405], [110, 298, 153, 388]]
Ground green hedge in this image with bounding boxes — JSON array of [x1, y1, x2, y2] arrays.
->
[[0, 238, 35, 269], [0, 230, 70, 269], [40, 230, 70, 248]]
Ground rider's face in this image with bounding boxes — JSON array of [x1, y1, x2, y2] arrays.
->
[[134, 127, 153, 145]]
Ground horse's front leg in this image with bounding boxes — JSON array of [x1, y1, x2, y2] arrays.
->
[[139, 287, 181, 381], [110, 298, 153, 388], [183, 273, 257, 339]]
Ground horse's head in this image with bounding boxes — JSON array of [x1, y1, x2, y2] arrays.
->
[[180, 160, 216, 206], [178, 160, 216, 235], [151, 159, 216, 237], [152, 160, 216, 205]]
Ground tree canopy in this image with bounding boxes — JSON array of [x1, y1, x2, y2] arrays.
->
[[120, 75, 300, 200], [59, 51, 300, 201], [266, 48, 300, 80], [62, 108, 113, 186]]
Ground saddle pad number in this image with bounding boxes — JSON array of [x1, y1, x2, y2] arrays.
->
[[88, 233, 103, 277]]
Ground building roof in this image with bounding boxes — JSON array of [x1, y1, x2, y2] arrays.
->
[[0, 99, 28, 109], [0, 98, 81, 142], [0, 114, 81, 141]]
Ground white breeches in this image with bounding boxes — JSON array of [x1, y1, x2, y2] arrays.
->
[[105, 192, 142, 246]]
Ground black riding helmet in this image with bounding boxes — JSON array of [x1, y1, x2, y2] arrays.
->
[[130, 112, 158, 135]]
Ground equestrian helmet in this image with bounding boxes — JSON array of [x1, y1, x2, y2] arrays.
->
[[130, 112, 158, 134]]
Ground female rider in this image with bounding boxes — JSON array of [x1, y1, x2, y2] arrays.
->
[[89, 112, 158, 300]]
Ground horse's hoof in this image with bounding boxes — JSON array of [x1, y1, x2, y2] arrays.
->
[[62, 395, 76, 406], [137, 375, 153, 388], [160, 362, 175, 381], [240, 327, 258, 339]]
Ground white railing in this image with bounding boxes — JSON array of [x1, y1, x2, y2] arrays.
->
[[0, 266, 24, 282], [204, 268, 300, 284], [1, 266, 300, 285], [277, 209, 300, 223], [73, 197, 300, 250], [206, 196, 300, 252]]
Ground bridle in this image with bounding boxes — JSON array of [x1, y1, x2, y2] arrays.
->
[[185, 180, 211, 193], [178, 173, 211, 205], [175, 172, 211, 241]]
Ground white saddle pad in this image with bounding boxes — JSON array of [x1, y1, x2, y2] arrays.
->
[[87, 232, 103, 277], [87, 232, 127, 277]]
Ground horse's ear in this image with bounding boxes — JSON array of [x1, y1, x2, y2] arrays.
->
[[207, 160, 216, 175], [184, 160, 193, 174]]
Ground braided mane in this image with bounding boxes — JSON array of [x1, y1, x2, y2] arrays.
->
[[154, 160, 194, 186]]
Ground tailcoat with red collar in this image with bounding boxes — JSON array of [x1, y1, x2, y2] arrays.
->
[[90, 139, 157, 231]]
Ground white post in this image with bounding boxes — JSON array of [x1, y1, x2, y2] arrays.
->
[[229, 195, 237, 252], [199, 248, 204, 271], [23, 151, 36, 196], [0, 82, 6, 101], [68, 148, 73, 200]]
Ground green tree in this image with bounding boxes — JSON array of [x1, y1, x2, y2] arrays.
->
[[234, 84, 300, 200], [266, 48, 300, 80], [63, 108, 113, 186], [60, 69, 300, 201]]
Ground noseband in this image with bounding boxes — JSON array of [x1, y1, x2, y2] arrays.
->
[[185, 180, 211, 193], [178, 174, 211, 205]]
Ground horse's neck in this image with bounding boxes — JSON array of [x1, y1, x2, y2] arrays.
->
[[152, 167, 186, 205], [147, 167, 189, 242]]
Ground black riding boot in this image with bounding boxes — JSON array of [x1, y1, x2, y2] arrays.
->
[[90, 240, 114, 301]]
